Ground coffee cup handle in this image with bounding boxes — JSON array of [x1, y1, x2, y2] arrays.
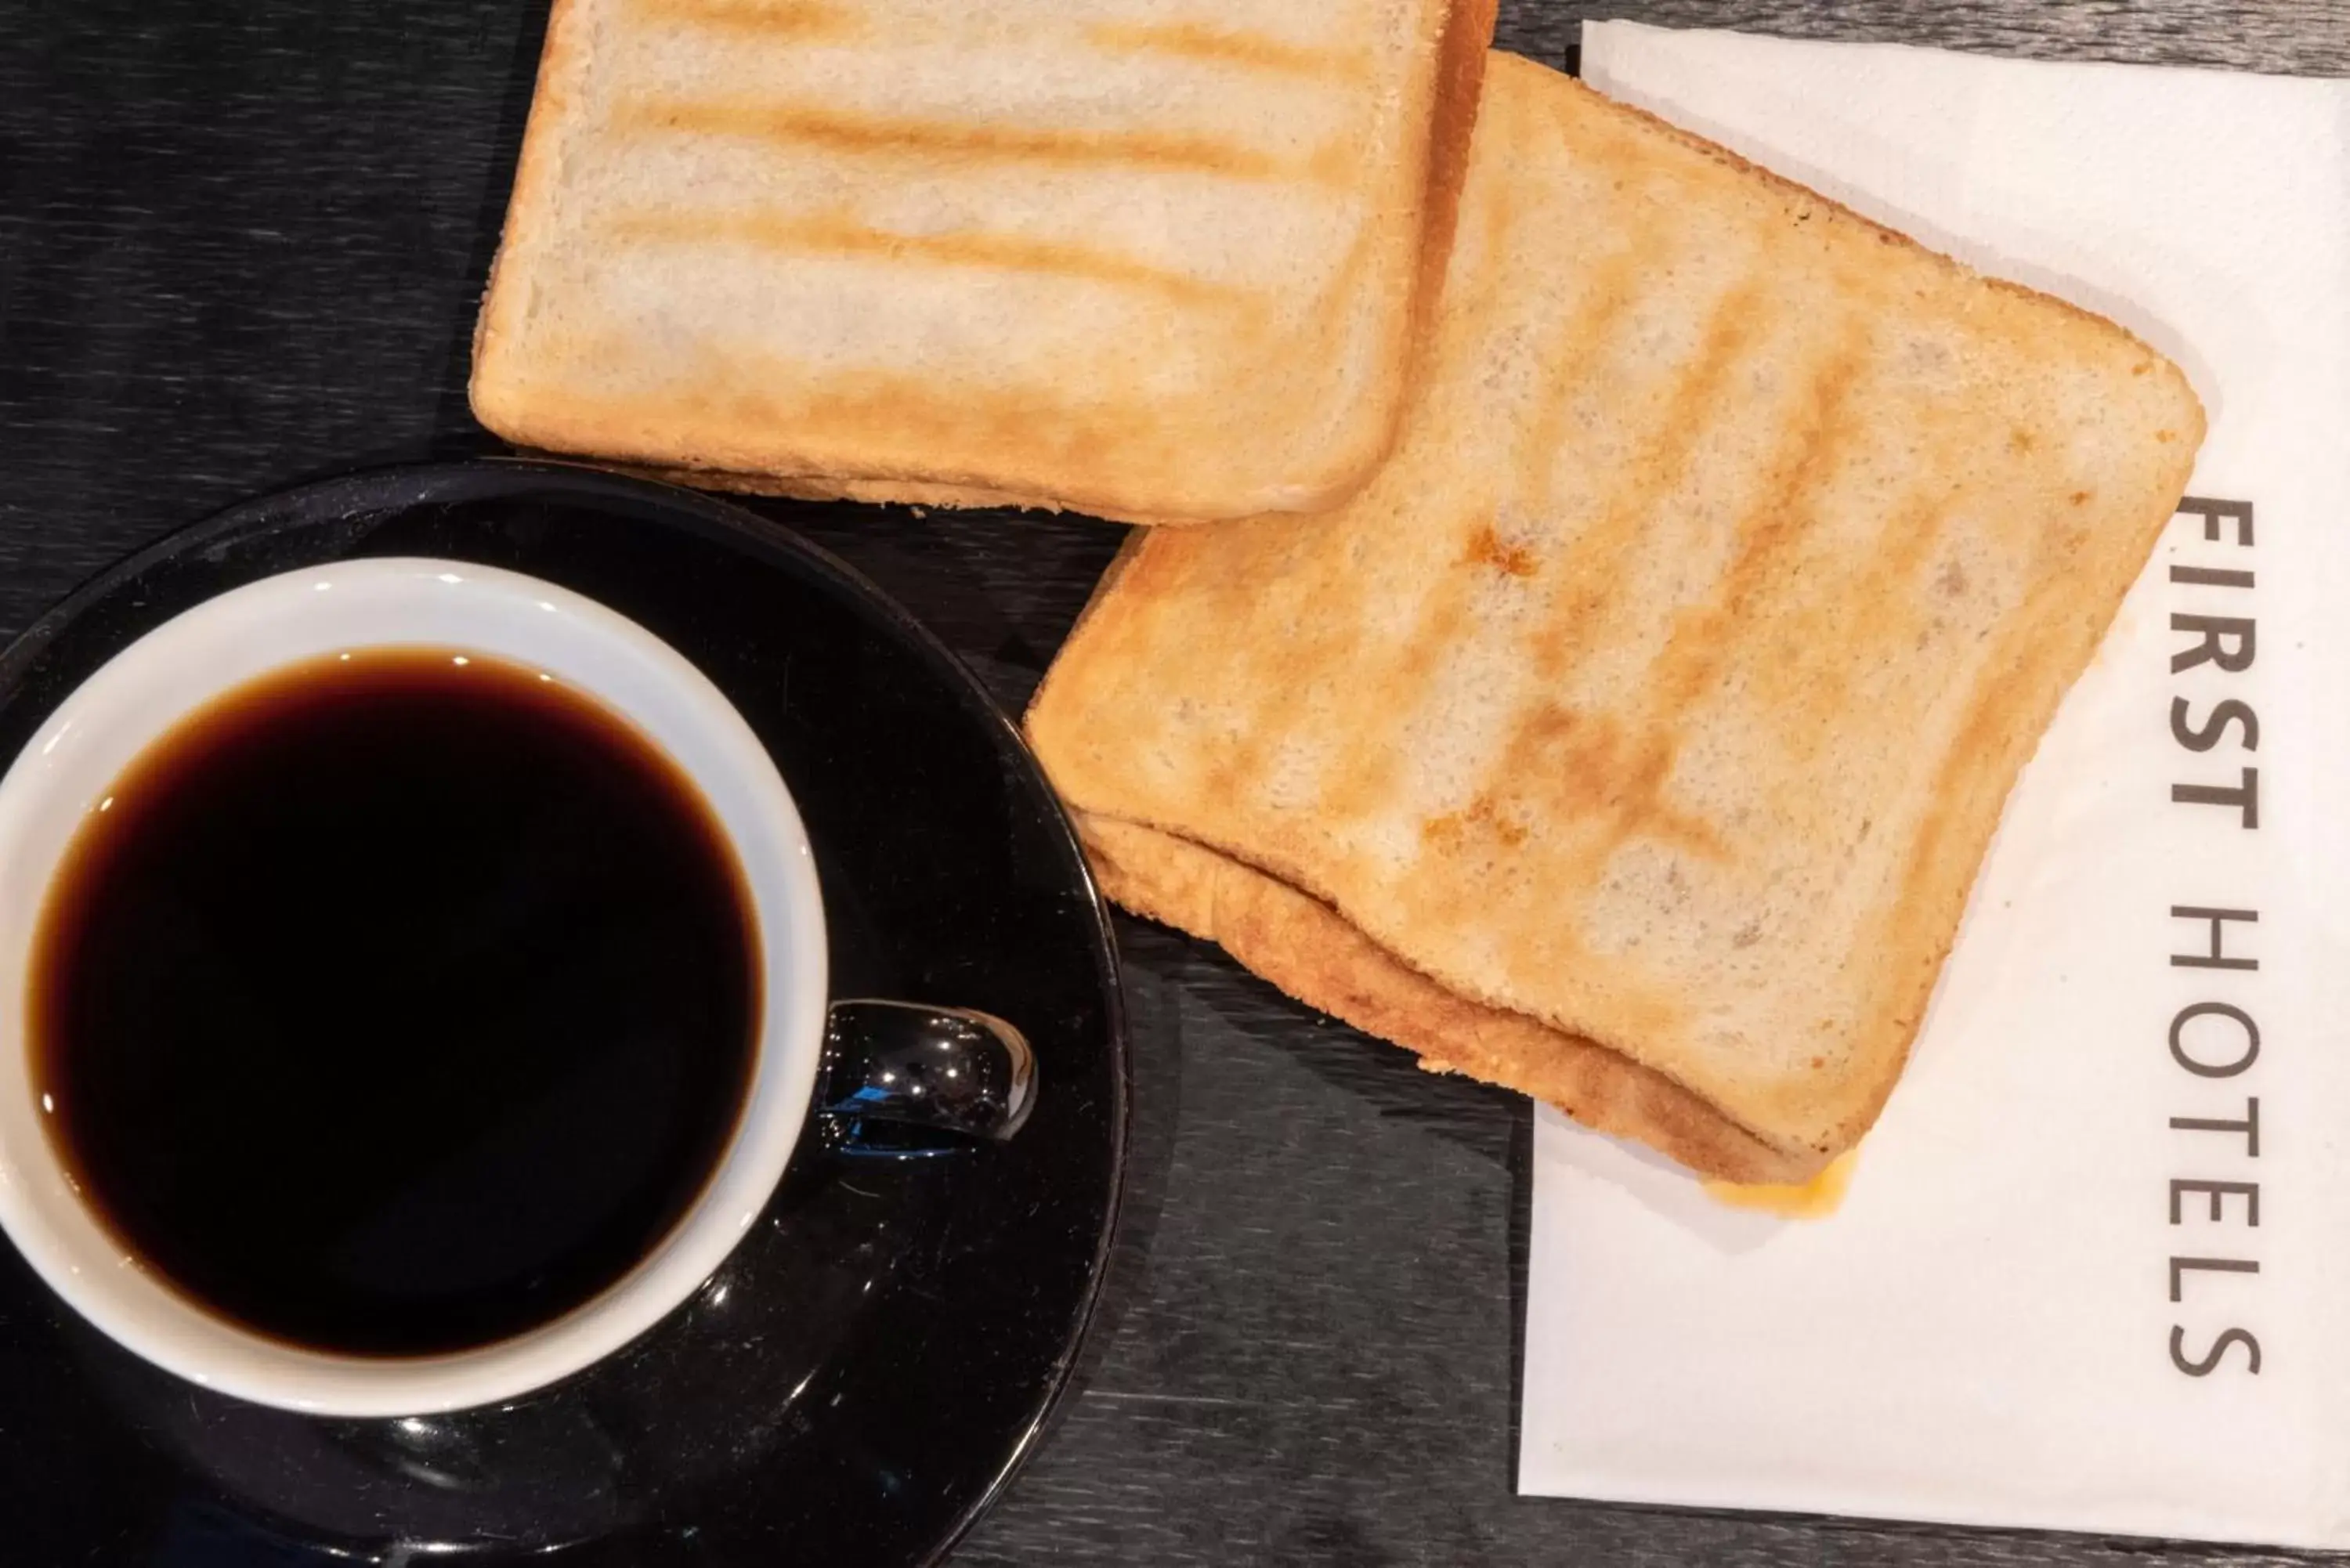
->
[[815, 1000, 1037, 1146]]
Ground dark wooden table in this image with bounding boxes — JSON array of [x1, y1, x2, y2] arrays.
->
[[6, 2, 2347, 1563]]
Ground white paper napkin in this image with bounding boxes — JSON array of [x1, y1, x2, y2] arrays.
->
[[1521, 21, 2350, 1549]]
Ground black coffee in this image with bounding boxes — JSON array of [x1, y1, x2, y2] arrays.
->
[[28, 647, 759, 1357]]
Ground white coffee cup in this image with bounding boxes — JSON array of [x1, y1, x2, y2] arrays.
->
[[0, 558, 1031, 1417]]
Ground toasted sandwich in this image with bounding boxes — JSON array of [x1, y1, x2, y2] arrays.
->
[[1026, 52, 2206, 1181], [470, 0, 1498, 525]]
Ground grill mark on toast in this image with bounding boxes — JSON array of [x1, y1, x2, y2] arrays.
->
[[617, 99, 1318, 183], [1513, 254, 1639, 512], [1763, 485, 1958, 771], [1723, 338, 1972, 775], [1166, 224, 1415, 823], [634, 0, 850, 35], [607, 210, 1256, 310], [1085, 21, 1373, 81], [1511, 122, 1654, 510], [1478, 273, 1799, 885], [1461, 319, 1868, 1056], [1752, 390, 1972, 768], [1593, 322, 1872, 864], [1190, 518, 1379, 836], [1305, 238, 1650, 840], [1730, 347, 2008, 779], [1524, 269, 1771, 695]]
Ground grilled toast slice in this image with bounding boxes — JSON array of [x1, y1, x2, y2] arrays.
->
[[1026, 52, 2206, 1179], [470, 0, 1497, 526]]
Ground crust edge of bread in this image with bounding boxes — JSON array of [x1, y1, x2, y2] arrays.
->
[[1072, 811, 1821, 1184]]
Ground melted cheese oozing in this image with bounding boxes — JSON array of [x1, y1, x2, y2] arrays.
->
[[1702, 1149, 1857, 1219]]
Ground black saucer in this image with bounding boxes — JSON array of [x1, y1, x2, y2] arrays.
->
[[0, 462, 1129, 1567]]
